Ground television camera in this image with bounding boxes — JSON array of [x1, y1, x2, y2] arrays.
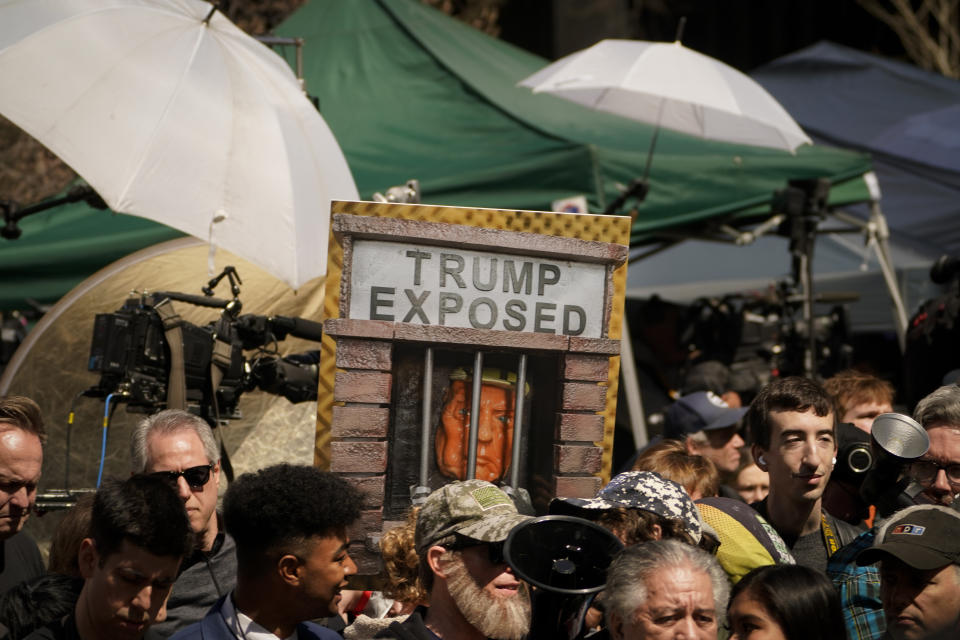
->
[[35, 267, 324, 514], [903, 253, 960, 406], [825, 413, 933, 522], [86, 266, 323, 419], [682, 282, 853, 389]]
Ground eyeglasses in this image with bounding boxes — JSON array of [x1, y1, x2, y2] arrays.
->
[[910, 460, 960, 486], [150, 464, 214, 490]]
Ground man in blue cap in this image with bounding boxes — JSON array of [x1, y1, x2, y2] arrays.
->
[[665, 391, 748, 489]]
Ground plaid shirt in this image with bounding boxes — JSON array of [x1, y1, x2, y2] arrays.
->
[[826, 529, 886, 640]]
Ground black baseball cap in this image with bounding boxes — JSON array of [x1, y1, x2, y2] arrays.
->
[[857, 505, 960, 570], [664, 391, 747, 440]]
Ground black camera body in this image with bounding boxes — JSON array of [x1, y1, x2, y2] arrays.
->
[[832, 422, 874, 487], [86, 274, 324, 418], [826, 415, 931, 523], [88, 294, 245, 415], [33, 270, 326, 513], [860, 413, 931, 517]]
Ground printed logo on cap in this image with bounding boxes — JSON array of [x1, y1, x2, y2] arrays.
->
[[706, 391, 728, 408], [891, 524, 926, 536]]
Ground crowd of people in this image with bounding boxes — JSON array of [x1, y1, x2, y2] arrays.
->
[[0, 365, 958, 640]]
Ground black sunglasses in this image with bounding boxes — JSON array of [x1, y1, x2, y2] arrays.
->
[[150, 464, 214, 490], [446, 539, 506, 565], [487, 541, 505, 565]]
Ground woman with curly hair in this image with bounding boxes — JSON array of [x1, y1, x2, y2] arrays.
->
[[343, 508, 427, 640], [379, 507, 428, 614]]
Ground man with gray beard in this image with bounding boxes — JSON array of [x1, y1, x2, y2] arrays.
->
[[376, 480, 533, 640]]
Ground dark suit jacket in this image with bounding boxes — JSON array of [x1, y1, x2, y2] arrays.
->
[[169, 596, 341, 640]]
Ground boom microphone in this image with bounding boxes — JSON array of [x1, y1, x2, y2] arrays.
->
[[234, 314, 324, 347], [269, 315, 325, 342]]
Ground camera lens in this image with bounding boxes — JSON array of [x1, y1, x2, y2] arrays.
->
[[846, 446, 873, 474]]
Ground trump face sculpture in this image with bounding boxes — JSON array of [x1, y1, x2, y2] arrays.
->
[[436, 369, 523, 483]]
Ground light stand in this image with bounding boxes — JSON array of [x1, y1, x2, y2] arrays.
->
[[776, 178, 831, 377]]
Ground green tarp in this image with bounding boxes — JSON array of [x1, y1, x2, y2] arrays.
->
[[275, 0, 872, 233], [0, 0, 872, 310], [0, 205, 182, 311]]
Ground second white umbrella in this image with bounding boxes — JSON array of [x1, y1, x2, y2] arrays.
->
[[520, 38, 812, 153]]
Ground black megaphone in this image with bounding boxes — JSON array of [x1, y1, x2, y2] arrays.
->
[[504, 515, 624, 640]]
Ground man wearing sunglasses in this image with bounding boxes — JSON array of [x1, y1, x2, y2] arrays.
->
[[379, 479, 533, 640], [130, 410, 236, 638], [911, 385, 960, 508]]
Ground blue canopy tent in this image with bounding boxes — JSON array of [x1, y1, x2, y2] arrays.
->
[[753, 41, 960, 257], [628, 42, 960, 337]]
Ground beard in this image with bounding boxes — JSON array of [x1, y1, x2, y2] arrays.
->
[[444, 553, 531, 640]]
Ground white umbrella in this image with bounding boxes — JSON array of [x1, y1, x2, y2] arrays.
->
[[521, 39, 812, 212], [0, 0, 358, 289], [521, 37, 819, 382], [521, 38, 812, 153]]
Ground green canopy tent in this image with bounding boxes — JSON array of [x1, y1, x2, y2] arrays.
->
[[0, 0, 874, 311], [274, 0, 873, 233]]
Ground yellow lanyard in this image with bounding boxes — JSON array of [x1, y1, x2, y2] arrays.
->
[[821, 512, 840, 555]]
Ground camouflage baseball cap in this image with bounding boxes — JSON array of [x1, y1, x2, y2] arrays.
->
[[550, 471, 702, 543], [415, 480, 533, 555]]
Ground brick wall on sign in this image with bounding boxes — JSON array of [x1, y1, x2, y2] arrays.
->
[[325, 319, 620, 576], [553, 352, 613, 499], [329, 334, 393, 575]]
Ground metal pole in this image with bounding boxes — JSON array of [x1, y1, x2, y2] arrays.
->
[[801, 245, 816, 377], [410, 348, 434, 505], [295, 38, 304, 87], [620, 317, 648, 449], [508, 354, 527, 488], [419, 348, 434, 489], [465, 351, 483, 480], [868, 201, 909, 351]]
